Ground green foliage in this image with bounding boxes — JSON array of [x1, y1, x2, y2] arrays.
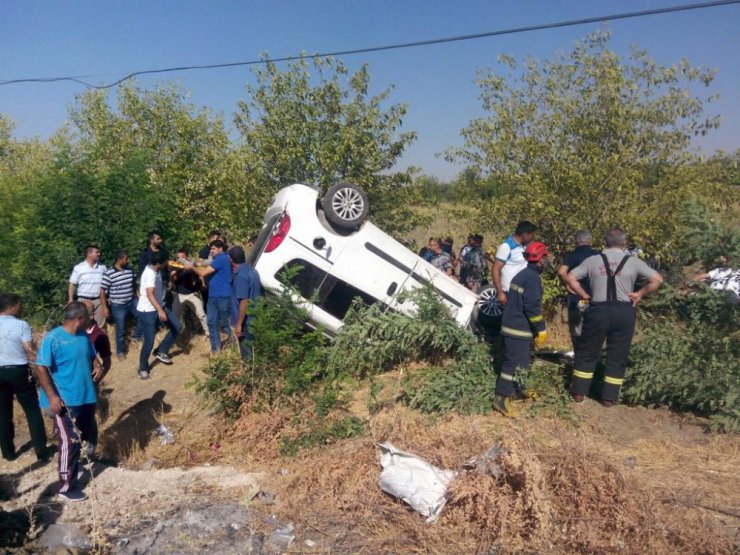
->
[[447, 29, 725, 262], [235, 56, 423, 236], [279, 415, 364, 457], [323, 287, 495, 414], [623, 287, 739, 432], [674, 193, 740, 266], [326, 287, 483, 378], [522, 361, 574, 421]]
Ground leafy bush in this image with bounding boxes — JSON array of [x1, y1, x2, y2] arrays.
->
[[623, 287, 739, 431], [190, 271, 331, 419], [326, 287, 484, 379]]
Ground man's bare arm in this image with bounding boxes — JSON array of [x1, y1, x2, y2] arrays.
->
[[67, 282, 76, 304], [34, 363, 63, 414]]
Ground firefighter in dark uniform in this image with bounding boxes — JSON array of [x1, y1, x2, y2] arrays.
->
[[565, 228, 663, 406], [493, 241, 550, 417]]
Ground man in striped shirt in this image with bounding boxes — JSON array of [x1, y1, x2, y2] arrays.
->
[[100, 250, 137, 361], [68, 245, 106, 328]]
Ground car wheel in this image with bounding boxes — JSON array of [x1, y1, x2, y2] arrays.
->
[[322, 182, 369, 230], [476, 284, 504, 330]]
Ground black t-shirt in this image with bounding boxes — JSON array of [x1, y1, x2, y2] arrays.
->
[[198, 245, 210, 260], [174, 270, 201, 295], [563, 245, 599, 308]]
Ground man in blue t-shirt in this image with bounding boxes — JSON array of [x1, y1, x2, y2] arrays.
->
[[36, 301, 104, 502], [189, 240, 233, 353], [557, 230, 599, 353], [228, 247, 262, 360]]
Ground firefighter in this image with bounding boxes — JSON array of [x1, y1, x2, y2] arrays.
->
[[565, 228, 663, 406], [493, 241, 549, 417]]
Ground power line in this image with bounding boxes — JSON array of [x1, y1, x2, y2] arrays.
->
[[2, 0, 738, 90]]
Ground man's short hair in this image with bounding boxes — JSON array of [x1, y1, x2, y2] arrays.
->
[[177, 248, 189, 257], [515, 221, 537, 235], [64, 301, 88, 321], [605, 227, 628, 248], [148, 231, 161, 242], [209, 239, 227, 251], [150, 251, 167, 265], [473, 234, 484, 243], [574, 230, 592, 245], [0, 293, 21, 313], [208, 229, 224, 240], [115, 249, 129, 261], [228, 246, 246, 264], [85, 244, 100, 257]]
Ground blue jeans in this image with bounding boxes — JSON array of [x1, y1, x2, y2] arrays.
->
[[206, 296, 231, 353], [137, 308, 181, 372], [110, 299, 138, 355]]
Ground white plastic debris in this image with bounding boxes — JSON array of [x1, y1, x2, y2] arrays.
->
[[377, 442, 456, 523], [155, 424, 175, 445]]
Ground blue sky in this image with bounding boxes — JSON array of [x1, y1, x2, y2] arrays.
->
[[1, 1, 738, 180]]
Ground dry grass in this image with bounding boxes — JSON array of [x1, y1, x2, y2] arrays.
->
[[240, 406, 738, 554]]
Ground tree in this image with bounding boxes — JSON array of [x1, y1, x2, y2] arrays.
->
[[235, 56, 422, 236], [68, 83, 247, 243], [447, 29, 725, 260]]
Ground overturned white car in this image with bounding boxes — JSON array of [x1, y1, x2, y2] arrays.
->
[[248, 183, 501, 336]]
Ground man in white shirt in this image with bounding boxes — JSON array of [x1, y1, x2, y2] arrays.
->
[[492, 221, 537, 306], [695, 255, 739, 303], [68, 245, 107, 327], [136, 251, 181, 380]]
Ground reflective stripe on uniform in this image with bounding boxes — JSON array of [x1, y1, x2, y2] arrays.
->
[[604, 376, 624, 385], [572, 369, 594, 380], [528, 314, 543, 323], [501, 326, 533, 339], [499, 373, 516, 382], [510, 284, 524, 294]]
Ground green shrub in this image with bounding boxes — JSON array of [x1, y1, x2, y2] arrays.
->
[[623, 287, 739, 432]]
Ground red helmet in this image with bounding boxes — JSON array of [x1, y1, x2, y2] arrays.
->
[[524, 241, 549, 262]]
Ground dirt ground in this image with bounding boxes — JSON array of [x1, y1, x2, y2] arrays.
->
[[1, 330, 738, 554]]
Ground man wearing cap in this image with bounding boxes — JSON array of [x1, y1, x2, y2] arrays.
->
[[68, 245, 107, 327], [565, 228, 663, 406], [493, 241, 549, 417], [228, 246, 262, 360]]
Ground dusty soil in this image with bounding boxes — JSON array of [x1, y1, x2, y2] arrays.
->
[[1, 330, 738, 554]]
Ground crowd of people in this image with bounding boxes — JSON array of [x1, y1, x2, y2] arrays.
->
[[1, 221, 736, 503], [0, 230, 261, 501]]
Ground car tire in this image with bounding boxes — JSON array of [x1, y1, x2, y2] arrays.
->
[[476, 284, 504, 331], [322, 182, 369, 230]]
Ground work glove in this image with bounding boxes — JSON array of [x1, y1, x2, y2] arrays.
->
[[534, 331, 548, 349]]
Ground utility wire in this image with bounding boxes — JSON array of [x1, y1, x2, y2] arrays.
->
[[2, 0, 738, 89]]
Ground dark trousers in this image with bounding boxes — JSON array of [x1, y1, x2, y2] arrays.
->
[[50, 403, 96, 493], [567, 306, 585, 353], [496, 336, 531, 397], [571, 302, 636, 402], [206, 296, 232, 353], [110, 299, 138, 355], [137, 308, 181, 372], [238, 330, 255, 361], [0, 365, 48, 460]]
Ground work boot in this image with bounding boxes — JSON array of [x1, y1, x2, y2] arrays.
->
[[572, 393, 585, 403], [492, 394, 520, 418], [600, 399, 617, 408]]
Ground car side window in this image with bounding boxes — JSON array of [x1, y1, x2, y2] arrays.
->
[[277, 259, 378, 320], [277, 259, 328, 300]]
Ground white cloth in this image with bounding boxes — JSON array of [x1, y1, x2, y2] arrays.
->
[[136, 265, 164, 312], [378, 442, 456, 523], [707, 268, 740, 298], [494, 236, 527, 292], [69, 260, 106, 298]]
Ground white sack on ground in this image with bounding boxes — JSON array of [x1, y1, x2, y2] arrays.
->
[[377, 442, 457, 523]]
